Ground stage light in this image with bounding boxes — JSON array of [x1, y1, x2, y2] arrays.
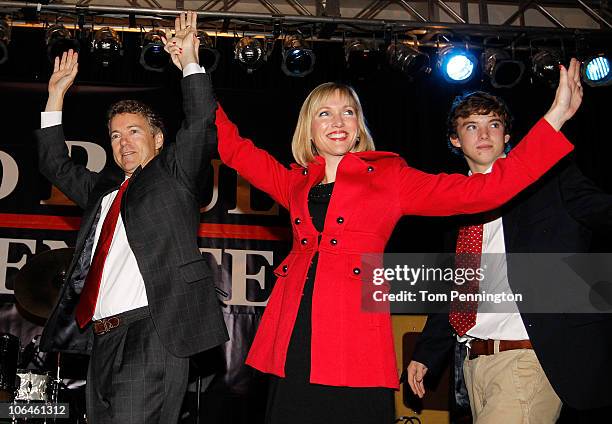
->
[[482, 48, 525, 88], [438, 46, 477, 83], [282, 35, 315, 77], [385, 41, 430, 80], [140, 29, 169, 72], [582, 55, 611, 87], [531, 49, 561, 86], [91, 27, 122, 67], [0, 19, 10, 65], [235, 36, 265, 73], [46, 24, 80, 62], [197, 31, 220, 73], [345, 39, 381, 77]]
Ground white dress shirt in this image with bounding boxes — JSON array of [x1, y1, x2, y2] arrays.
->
[[41, 63, 205, 319], [461, 165, 529, 341]]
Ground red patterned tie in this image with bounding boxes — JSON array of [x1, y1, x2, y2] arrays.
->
[[449, 224, 484, 336], [75, 179, 129, 328]]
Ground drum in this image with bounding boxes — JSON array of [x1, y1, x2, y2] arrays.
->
[[15, 369, 51, 402], [0, 332, 20, 401]]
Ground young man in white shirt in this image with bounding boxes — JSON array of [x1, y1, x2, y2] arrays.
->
[[408, 64, 612, 423]]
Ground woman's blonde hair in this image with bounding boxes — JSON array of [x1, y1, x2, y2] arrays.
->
[[291, 82, 375, 167]]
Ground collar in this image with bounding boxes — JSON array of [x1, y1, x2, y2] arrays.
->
[[467, 154, 506, 176], [468, 164, 493, 176], [291, 151, 399, 172], [291, 151, 399, 185]]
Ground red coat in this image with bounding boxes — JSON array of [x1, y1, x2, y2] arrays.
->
[[216, 106, 573, 389]]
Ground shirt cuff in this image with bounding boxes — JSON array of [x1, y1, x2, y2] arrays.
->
[[41, 111, 62, 128], [183, 63, 205, 78]]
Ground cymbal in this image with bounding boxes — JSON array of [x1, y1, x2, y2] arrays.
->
[[14, 248, 74, 320]]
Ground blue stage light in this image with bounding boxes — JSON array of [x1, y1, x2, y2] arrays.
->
[[584, 56, 611, 86], [282, 35, 315, 77], [438, 47, 477, 83], [140, 29, 169, 72]]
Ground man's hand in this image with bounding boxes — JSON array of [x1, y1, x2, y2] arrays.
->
[[407, 360, 429, 399], [46, 49, 78, 112], [544, 58, 583, 131], [163, 11, 200, 71]]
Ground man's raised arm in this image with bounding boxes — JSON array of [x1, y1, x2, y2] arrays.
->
[[162, 11, 218, 193], [36, 50, 98, 209]]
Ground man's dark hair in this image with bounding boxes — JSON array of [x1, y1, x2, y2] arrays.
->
[[107, 100, 165, 136], [447, 91, 514, 156]]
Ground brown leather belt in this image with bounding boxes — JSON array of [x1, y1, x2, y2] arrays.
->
[[469, 339, 533, 359], [93, 317, 121, 335], [91, 306, 150, 336]]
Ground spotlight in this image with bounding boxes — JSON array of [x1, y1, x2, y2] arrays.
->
[[582, 54, 611, 87], [0, 19, 9, 65], [46, 24, 80, 63], [197, 31, 220, 73], [345, 39, 381, 77], [531, 49, 561, 86], [282, 35, 315, 77], [91, 27, 122, 67], [482, 48, 525, 89], [385, 41, 430, 80], [140, 29, 169, 72], [235, 37, 265, 73], [438, 46, 477, 83]]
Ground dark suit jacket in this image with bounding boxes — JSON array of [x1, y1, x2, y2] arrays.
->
[[36, 73, 229, 358], [412, 159, 612, 410]]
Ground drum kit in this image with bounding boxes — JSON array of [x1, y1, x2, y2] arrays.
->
[[0, 248, 87, 423]]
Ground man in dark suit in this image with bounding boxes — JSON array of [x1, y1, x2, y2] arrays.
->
[[36, 12, 228, 424], [407, 88, 612, 422]]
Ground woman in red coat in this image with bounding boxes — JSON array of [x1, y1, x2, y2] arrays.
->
[[213, 62, 582, 422]]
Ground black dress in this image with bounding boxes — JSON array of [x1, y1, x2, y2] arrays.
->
[[266, 182, 395, 424]]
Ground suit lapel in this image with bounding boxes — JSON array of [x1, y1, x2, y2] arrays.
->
[[502, 199, 524, 253], [70, 167, 124, 272]]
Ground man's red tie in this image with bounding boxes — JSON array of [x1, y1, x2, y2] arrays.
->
[[449, 223, 484, 336], [75, 179, 129, 328]]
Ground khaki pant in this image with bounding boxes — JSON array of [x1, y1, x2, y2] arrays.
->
[[463, 348, 561, 424]]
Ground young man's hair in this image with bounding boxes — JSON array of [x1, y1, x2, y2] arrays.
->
[[447, 91, 514, 156], [107, 100, 165, 137]]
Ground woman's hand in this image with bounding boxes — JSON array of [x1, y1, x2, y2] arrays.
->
[[163, 11, 200, 71], [544, 58, 583, 131]]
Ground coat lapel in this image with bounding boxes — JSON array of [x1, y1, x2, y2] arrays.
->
[[291, 159, 325, 236], [70, 167, 124, 270], [324, 154, 371, 236], [502, 199, 523, 252]]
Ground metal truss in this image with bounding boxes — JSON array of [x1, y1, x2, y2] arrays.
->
[[352, 0, 611, 28], [0, 0, 611, 37]]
